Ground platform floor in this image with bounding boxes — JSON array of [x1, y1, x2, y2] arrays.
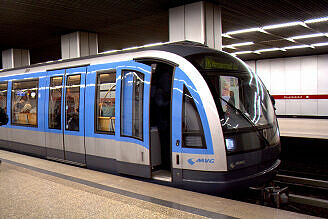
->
[[0, 150, 316, 218], [278, 118, 328, 139]]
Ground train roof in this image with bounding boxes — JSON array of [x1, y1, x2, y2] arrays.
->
[[0, 41, 240, 73]]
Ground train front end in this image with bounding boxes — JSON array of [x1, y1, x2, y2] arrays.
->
[[185, 51, 281, 193]]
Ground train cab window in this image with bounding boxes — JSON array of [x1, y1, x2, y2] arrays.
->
[[219, 76, 240, 112], [182, 86, 206, 148], [121, 70, 144, 140], [0, 82, 8, 113], [11, 79, 38, 126], [65, 74, 80, 131], [95, 71, 116, 134], [48, 76, 63, 129]]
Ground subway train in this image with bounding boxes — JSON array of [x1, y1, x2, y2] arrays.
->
[[0, 41, 281, 193]]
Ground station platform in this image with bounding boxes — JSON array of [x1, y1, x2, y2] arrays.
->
[[278, 118, 328, 139], [0, 150, 315, 218]]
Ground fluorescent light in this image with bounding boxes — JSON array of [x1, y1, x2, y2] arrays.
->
[[222, 42, 254, 48], [99, 49, 119, 54], [222, 33, 233, 38], [225, 27, 262, 35], [286, 38, 296, 42], [283, 45, 312, 50], [289, 33, 324, 40], [305, 16, 328, 24], [122, 46, 144, 51], [254, 48, 281, 53], [231, 51, 253, 55], [311, 42, 328, 47], [263, 21, 305, 30]]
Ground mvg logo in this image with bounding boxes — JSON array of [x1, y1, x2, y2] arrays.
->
[[188, 158, 215, 165]]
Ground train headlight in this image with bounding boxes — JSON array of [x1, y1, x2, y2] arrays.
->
[[225, 138, 235, 153]]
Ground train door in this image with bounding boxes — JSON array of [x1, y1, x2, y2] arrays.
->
[[45, 66, 87, 164], [116, 62, 152, 178], [171, 67, 208, 183], [171, 68, 183, 183]]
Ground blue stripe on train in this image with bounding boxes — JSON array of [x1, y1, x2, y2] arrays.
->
[[0, 60, 213, 155]]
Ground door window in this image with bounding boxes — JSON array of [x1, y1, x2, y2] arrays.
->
[[95, 71, 116, 134], [182, 85, 206, 148], [49, 76, 63, 129], [65, 74, 80, 131], [121, 70, 144, 140]]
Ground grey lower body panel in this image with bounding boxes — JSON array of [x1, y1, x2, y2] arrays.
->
[[116, 160, 151, 178], [0, 140, 46, 158], [0, 140, 151, 179], [65, 150, 86, 164], [46, 148, 86, 164], [86, 154, 116, 173], [173, 159, 281, 194], [87, 155, 151, 178], [0, 140, 280, 194], [46, 147, 65, 160], [0, 139, 10, 150]]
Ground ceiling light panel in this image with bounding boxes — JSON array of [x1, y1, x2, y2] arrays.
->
[[305, 16, 328, 24], [231, 51, 253, 55], [283, 45, 312, 50], [254, 48, 282, 53], [263, 21, 305, 30], [225, 27, 263, 35], [222, 33, 233, 38], [289, 33, 325, 40], [222, 42, 254, 48], [311, 42, 328, 47]]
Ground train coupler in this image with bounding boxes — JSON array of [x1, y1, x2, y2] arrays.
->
[[249, 184, 289, 208]]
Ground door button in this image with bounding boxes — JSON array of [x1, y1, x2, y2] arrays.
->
[[176, 140, 180, 146]]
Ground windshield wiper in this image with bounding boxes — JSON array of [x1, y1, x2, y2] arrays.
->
[[220, 97, 271, 146]]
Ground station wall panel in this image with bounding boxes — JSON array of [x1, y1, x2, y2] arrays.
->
[[317, 54, 328, 94], [256, 60, 271, 91], [270, 59, 285, 94], [300, 56, 317, 95], [249, 54, 328, 116], [318, 100, 328, 116], [285, 99, 301, 115], [301, 99, 318, 115], [275, 99, 286, 115], [284, 57, 301, 95]]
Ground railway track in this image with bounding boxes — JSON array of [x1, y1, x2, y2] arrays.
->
[[223, 171, 328, 217], [272, 173, 328, 217], [274, 174, 328, 209]]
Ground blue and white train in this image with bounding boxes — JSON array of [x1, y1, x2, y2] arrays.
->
[[0, 42, 281, 193]]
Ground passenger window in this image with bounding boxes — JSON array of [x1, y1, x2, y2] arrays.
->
[[219, 76, 240, 112], [11, 79, 38, 126], [49, 76, 63, 129], [0, 82, 8, 113], [65, 74, 80, 131], [95, 71, 116, 134], [182, 86, 206, 148], [121, 70, 144, 140]]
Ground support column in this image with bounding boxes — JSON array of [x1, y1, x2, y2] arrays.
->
[[169, 1, 222, 50], [1, 49, 30, 69], [61, 31, 98, 59]]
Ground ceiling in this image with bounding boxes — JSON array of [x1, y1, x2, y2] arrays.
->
[[1, 0, 328, 66]]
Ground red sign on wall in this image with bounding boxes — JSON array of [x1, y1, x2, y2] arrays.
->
[[272, 94, 328, 99]]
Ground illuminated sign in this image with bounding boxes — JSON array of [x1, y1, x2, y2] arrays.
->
[[203, 57, 239, 70]]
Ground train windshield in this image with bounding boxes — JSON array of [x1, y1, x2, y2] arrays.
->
[[186, 53, 280, 154]]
